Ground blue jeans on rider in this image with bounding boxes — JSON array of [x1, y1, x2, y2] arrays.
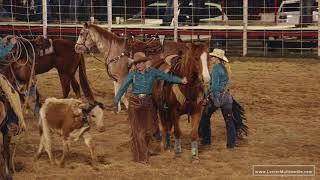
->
[[162, 0, 174, 25], [29, 85, 41, 117], [199, 91, 236, 148], [0, 105, 18, 135]]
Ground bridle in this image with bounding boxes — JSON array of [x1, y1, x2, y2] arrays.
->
[[76, 28, 92, 53], [77, 28, 130, 82]]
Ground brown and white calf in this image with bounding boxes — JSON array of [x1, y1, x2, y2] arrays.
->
[[35, 97, 104, 166]]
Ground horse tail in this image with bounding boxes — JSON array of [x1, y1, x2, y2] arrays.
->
[[38, 116, 43, 136], [232, 99, 249, 137], [78, 54, 95, 103], [35, 88, 42, 108]]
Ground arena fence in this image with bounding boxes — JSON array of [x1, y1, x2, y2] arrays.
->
[[0, 0, 319, 57]]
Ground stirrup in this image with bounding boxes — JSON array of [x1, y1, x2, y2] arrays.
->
[[7, 123, 19, 136]]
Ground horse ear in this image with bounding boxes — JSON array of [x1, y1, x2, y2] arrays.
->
[[186, 42, 192, 49], [84, 22, 89, 28], [204, 41, 209, 47]]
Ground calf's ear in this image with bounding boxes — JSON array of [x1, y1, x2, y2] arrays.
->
[[94, 101, 105, 110]]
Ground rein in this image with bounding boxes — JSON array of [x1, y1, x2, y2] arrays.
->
[[80, 28, 129, 82]]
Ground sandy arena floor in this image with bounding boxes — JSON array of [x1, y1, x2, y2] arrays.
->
[[0, 56, 319, 180]]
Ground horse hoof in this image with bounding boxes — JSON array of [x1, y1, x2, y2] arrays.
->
[[90, 159, 100, 170], [33, 154, 40, 161], [55, 160, 64, 167], [4, 175, 13, 180], [174, 152, 182, 158], [191, 156, 200, 164]]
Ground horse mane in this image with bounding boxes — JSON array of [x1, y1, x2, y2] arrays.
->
[[179, 42, 208, 81], [88, 24, 123, 43]]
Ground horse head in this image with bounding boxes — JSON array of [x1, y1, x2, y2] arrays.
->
[[75, 22, 95, 54], [181, 42, 210, 83], [34, 36, 51, 50]]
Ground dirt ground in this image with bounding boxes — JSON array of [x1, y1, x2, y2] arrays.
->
[[1, 56, 319, 180]]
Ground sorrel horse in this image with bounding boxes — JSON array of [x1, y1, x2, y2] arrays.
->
[[153, 42, 211, 163], [0, 37, 95, 104], [74, 23, 210, 111]]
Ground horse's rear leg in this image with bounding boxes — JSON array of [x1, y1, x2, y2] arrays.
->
[[159, 112, 172, 151], [3, 133, 12, 180], [190, 111, 202, 163], [71, 77, 81, 99], [59, 74, 71, 98]]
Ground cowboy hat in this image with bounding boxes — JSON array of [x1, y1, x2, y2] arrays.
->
[[209, 49, 229, 62], [131, 52, 152, 65]]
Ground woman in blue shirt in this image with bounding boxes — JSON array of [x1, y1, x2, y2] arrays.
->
[[199, 48, 236, 148], [114, 52, 187, 164], [0, 36, 16, 60], [0, 36, 20, 136]]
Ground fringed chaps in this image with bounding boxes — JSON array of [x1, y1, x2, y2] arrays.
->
[[128, 94, 158, 163]]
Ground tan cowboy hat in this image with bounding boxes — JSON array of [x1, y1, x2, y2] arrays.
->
[[209, 49, 229, 62], [131, 52, 152, 65]]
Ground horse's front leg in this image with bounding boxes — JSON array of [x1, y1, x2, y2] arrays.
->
[[190, 110, 202, 163], [3, 133, 12, 180], [58, 74, 71, 98], [71, 77, 81, 99], [113, 81, 128, 113], [173, 112, 182, 157]]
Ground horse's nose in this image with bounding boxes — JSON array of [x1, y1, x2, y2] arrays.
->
[[74, 45, 79, 52], [74, 45, 82, 53]]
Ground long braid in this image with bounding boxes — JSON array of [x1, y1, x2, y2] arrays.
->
[[221, 61, 231, 81]]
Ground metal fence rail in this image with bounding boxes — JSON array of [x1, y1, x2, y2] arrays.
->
[[0, 0, 319, 57]]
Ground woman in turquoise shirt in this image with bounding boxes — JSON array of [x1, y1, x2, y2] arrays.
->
[[0, 36, 17, 60], [114, 52, 187, 164], [199, 48, 236, 148]]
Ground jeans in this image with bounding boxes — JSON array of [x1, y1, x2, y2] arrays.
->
[[163, 0, 174, 23], [179, 0, 204, 24], [0, 105, 18, 134], [199, 91, 236, 148], [69, 0, 90, 21], [95, 0, 107, 21]]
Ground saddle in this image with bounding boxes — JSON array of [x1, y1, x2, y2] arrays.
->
[[126, 37, 162, 57]]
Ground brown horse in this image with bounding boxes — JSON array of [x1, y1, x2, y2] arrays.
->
[[74, 23, 210, 111], [0, 37, 95, 104], [153, 42, 210, 163]]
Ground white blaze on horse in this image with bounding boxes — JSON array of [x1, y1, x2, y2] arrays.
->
[[35, 97, 104, 167]]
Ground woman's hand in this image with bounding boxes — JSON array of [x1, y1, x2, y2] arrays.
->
[[181, 77, 188, 84], [106, 104, 117, 113], [10, 38, 17, 45]]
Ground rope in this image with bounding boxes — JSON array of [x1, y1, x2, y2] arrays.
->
[[6, 36, 36, 174]]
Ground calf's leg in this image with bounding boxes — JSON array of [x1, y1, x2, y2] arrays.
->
[[56, 139, 69, 167], [83, 132, 97, 165]]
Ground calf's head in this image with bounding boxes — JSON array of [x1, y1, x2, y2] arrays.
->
[[82, 102, 105, 132]]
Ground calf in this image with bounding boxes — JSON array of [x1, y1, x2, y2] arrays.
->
[[35, 97, 104, 166]]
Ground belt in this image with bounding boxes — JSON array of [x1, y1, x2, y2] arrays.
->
[[133, 93, 150, 98]]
